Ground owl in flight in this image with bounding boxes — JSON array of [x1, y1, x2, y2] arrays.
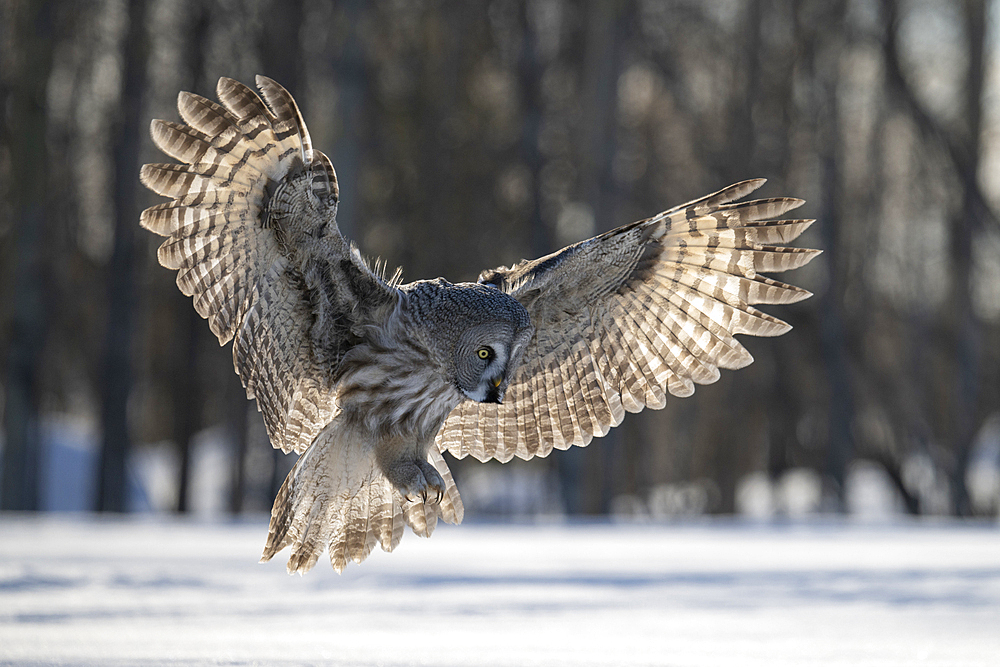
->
[[141, 76, 819, 573]]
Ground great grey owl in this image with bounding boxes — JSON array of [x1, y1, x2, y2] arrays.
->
[[140, 76, 819, 573]]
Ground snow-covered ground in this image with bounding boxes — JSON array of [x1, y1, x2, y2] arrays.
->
[[1, 515, 997, 666]]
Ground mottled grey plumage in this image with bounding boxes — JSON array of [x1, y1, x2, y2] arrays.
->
[[141, 76, 819, 573]]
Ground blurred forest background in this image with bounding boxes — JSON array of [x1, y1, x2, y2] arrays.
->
[[1, 0, 999, 521]]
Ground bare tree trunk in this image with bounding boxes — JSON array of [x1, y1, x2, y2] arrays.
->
[[809, 0, 855, 511], [947, 0, 986, 516], [327, 0, 366, 241], [818, 143, 854, 511], [96, 0, 148, 512], [173, 309, 201, 514], [881, 0, 988, 515], [226, 382, 251, 514], [518, 1, 549, 261], [1, 0, 55, 512], [721, 0, 760, 183]]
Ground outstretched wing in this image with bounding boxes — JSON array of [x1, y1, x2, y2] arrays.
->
[[436, 179, 820, 462], [140, 76, 396, 454]]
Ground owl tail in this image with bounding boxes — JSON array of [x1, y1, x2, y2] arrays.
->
[[260, 434, 464, 574]]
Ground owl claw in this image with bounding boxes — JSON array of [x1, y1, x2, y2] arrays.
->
[[421, 487, 444, 505], [387, 458, 446, 507], [403, 485, 442, 506]]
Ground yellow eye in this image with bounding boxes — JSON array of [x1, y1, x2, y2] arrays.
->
[[477, 348, 491, 360]]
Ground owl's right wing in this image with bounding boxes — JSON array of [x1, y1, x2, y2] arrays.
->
[[140, 76, 397, 455], [436, 179, 820, 462]]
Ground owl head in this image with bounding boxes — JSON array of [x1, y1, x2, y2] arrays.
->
[[453, 317, 534, 403], [406, 279, 533, 405]]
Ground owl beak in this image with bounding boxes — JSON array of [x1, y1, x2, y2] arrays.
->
[[484, 375, 504, 404]]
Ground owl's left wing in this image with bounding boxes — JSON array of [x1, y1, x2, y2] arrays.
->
[[141, 77, 398, 456], [436, 179, 820, 462]]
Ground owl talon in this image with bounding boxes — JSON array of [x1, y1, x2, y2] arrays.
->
[[386, 458, 446, 507]]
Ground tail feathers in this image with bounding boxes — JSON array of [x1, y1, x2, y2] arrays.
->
[[261, 434, 464, 574]]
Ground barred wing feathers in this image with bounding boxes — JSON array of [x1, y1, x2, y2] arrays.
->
[[436, 179, 819, 463], [140, 76, 343, 455]]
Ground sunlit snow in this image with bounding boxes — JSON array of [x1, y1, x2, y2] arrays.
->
[[1, 516, 997, 666]]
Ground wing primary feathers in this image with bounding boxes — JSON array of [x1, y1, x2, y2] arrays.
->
[[438, 179, 818, 463], [257, 75, 313, 161], [662, 178, 767, 216]]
